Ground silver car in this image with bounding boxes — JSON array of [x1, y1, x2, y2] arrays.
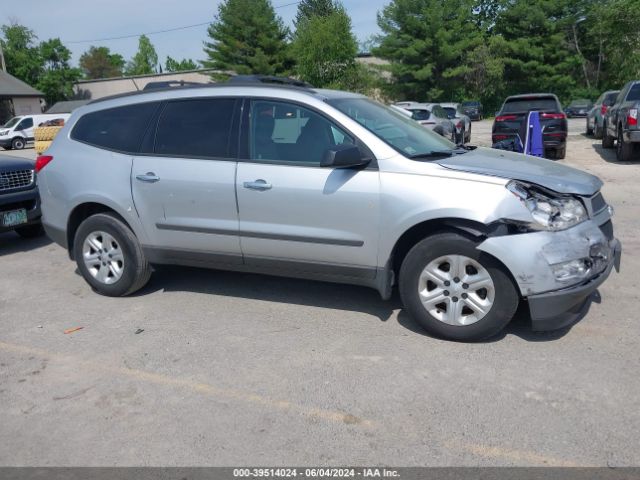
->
[[393, 102, 457, 142], [37, 84, 621, 341]]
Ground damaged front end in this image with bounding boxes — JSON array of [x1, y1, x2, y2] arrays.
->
[[477, 181, 621, 331]]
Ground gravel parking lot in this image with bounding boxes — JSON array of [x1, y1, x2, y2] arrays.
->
[[1, 119, 639, 466]]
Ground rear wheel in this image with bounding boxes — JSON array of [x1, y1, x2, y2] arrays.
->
[[74, 213, 151, 296], [554, 146, 566, 160], [586, 118, 593, 136], [594, 121, 602, 139], [602, 122, 615, 148], [399, 232, 519, 342], [617, 128, 634, 161]]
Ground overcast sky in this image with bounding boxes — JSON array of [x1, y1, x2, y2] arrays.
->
[[3, 0, 386, 68]]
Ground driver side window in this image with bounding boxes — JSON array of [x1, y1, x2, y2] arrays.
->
[[16, 118, 33, 130], [249, 100, 353, 166]]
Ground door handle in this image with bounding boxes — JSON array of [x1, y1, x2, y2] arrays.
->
[[243, 179, 272, 191], [136, 172, 160, 183]]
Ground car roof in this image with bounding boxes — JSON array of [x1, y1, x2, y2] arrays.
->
[[88, 83, 365, 107], [439, 102, 459, 108], [505, 93, 559, 101]]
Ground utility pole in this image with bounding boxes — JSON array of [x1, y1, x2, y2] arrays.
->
[[0, 42, 6, 72]]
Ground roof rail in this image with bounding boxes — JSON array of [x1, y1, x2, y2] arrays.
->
[[142, 80, 206, 91], [227, 75, 314, 88]]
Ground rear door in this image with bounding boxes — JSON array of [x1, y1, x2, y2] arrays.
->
[[131, 97, 243, 263], [235, 98, 380, 276]]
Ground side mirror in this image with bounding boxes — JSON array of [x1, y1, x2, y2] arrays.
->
[[321, 144, 371, 168]]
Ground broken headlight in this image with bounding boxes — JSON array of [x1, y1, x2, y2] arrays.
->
[[507, 181, 587, 231]]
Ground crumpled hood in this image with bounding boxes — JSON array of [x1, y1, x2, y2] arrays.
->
[[438, 147, 602, 196]]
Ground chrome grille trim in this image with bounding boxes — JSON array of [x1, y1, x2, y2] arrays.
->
[[0, 169, 35, 191]]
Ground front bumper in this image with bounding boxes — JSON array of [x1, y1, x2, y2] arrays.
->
[[0, 137, 14, 149], [0, 187, 41, 232], [528, 238, 621, 331]]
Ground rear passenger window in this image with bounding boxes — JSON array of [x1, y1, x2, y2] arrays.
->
[[72, 103, 159, 153], [155, 98, 236, 158]]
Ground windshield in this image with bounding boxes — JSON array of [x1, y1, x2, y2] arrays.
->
[[328, 97, 454, 158], [2, 117, 20, 128]]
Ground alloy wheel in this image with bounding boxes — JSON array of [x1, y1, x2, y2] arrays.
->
[[82, 231, 125, 284]]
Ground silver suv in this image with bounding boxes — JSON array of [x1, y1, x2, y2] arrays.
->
[[37, 84, 621, 341]]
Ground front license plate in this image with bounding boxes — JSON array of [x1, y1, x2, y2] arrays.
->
[[2, 208, 28, 227]]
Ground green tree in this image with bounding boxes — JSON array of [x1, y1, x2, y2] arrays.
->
[[79, 46, 125, 79], [292, 8, 358, 88], [202, 0, 291, 75], [37, 38, 82, 105], [125, 35, 158, 75], [0, 23, 41, 86], [374, 0, 484, 101], [165, 56, 198, 72], [294, 0, 338, 27]]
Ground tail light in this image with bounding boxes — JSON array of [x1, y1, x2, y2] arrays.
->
[[456, 121, 463, 129], [493, 135, 509, 141], [601, 105, 608, 115], [541, 112, 566, 120], [495, 115, 518, 122], [629, 109, 638, 127], [35, 155, 53, 173]]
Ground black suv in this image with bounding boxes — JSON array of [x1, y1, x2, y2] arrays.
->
[[0, 154, 43, 237], [492, 93, 568, 160], [460, 100, 483, 121]]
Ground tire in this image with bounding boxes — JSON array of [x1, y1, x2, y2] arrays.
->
[[617, 128, 634, 161], [73, 213, 151, 297], [11, 137, 25, 150], [602, 122, 615, 148], [34, 140, 51, 155], [553, 146, 566, 160], [457, 128, 465, 144], [466, 125, 471, 143], [398, 232, 519, 342], [34, 126, 62, 142], [15, 223, 44, 238], [586, 119, 593, 136], [594, 122, 602, 139]]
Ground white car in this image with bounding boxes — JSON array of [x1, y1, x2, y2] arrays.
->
[[393, 102, 457, 142]]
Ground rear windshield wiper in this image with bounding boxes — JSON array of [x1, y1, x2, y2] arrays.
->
[[409, 150, 454, 159]]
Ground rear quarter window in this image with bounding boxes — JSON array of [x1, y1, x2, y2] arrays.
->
[[71, 102, 159, 153], [627, 84, 640, 102]]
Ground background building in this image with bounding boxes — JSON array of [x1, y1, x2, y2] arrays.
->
[[0, 70, 44, 123]]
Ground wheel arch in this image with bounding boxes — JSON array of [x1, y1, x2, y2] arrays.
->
[[66, 202, 136, 260]]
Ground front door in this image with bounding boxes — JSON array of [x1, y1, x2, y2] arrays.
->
[[236, 99, 380, 277], [131, 97, 243, 263]]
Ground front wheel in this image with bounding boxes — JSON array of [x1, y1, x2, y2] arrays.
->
[[11, 137, 25, 150], [399, 232, 519, 342], [74, 213, 151, 296]]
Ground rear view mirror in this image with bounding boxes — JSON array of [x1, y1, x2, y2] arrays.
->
[[321, 145, 371, 168]]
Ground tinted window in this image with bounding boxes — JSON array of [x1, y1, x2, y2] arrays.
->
[[604, 92, 619, 106], [155, 98, 236, 158], [249, 100, 353, 165], [410, 109, 431, 121], [72, 102, 159, 153], [16, 118, 33, 130], [443, 107, 457, 119], [627, 84, 640, 102], [502, 97, 559, 113]]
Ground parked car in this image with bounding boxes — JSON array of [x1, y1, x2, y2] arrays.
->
[[492, 93, 568, 159], [565, 99, 593, 118], [393, 102, 457, 142], [602, 81, 640, 161], [0, 154, 43, 237], [440, 102, 472, 143], [460, 101, 483, 121], [586, 90, 620, 138], [0, 114, 70, 150], [38, 83, 621, 342]]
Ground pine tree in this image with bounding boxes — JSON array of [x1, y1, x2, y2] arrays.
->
[[294, 0, 338, 27], [125, 35, 158, 76], [203, 0, 291, 75]]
